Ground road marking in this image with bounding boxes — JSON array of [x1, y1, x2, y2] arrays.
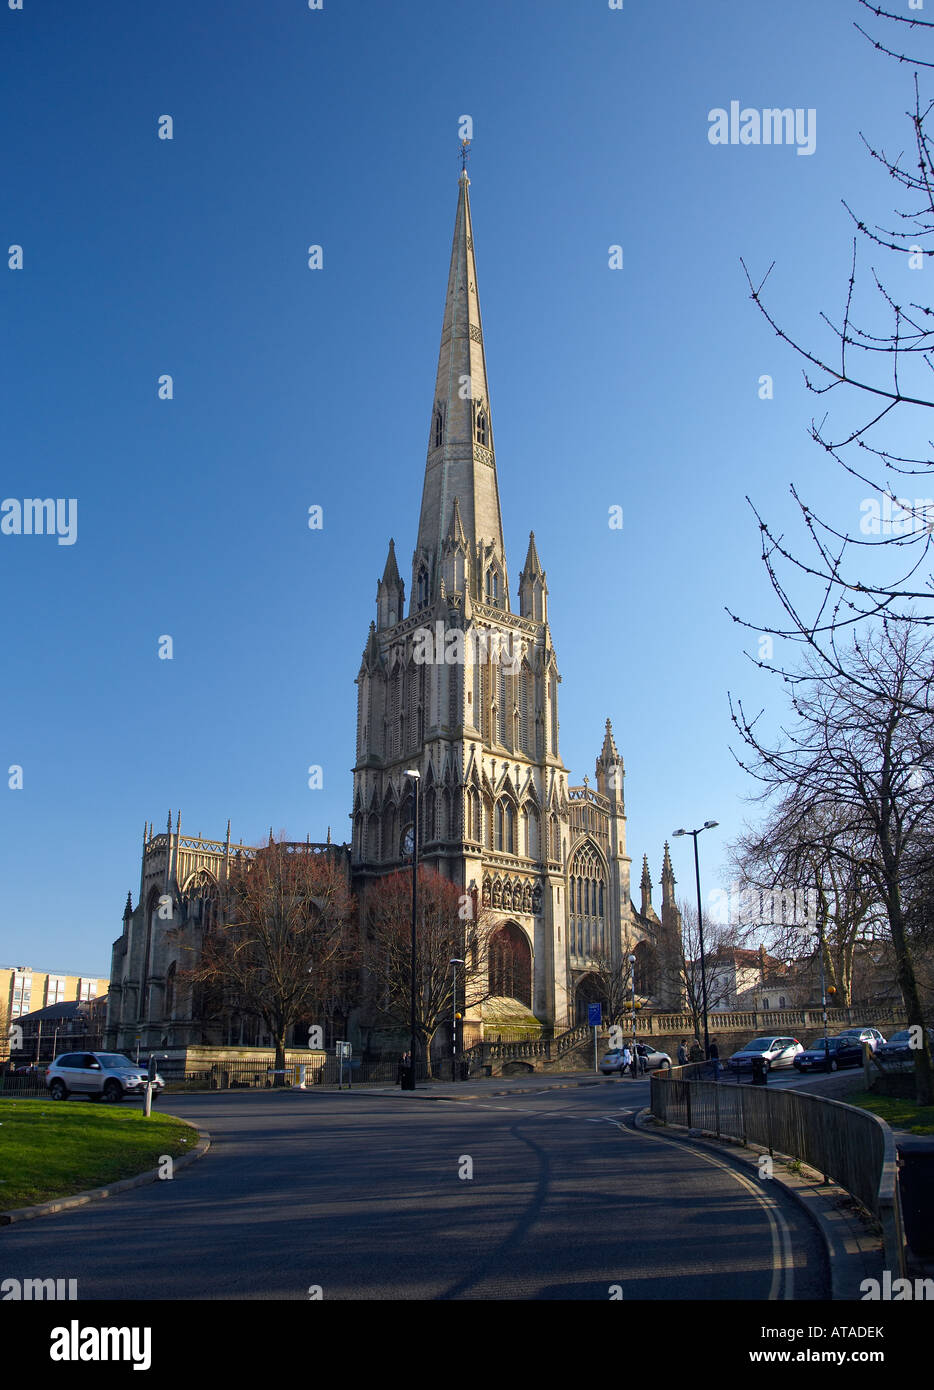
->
[[609, 1121, 796, 1300]]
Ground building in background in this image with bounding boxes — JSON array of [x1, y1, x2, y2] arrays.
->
[[1, 966, 109, 1062]]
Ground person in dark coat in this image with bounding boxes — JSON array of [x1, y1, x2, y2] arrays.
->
[[677, 1040, 689, 1066]]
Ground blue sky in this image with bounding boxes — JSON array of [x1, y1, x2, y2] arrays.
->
[[0, 0, 923, 973]]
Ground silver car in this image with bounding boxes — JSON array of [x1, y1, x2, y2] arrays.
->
[[599, 1044, 671, 1074], [834, 1027, 886, 1053], [727, 1036, 804, 1074], [46, 1051, 164, 1103]]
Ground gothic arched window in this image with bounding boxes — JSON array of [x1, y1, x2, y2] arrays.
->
[[433, 407, 444, 449], [488, 922, 531, 1006], [475, 405, 488, 446], [416, 567, 429, 609], [568, 841, 607, 961], [485, 568, 499, 605]]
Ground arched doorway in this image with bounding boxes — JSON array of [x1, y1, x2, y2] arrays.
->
[[575, 972, 607, 1025], [488, 922, 532, 1008]]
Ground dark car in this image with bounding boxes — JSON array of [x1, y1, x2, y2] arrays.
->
[[793, 1036, 863, 1072], [876, 1027, 934, 1062]]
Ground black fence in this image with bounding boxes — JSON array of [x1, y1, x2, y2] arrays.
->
[[0, 1068, 47, 1097]]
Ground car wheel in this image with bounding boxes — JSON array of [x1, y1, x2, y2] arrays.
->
[[102, 1079, 123, 1103], [829, 1059, 839, 1072], [49, 1080, 67, 1101]]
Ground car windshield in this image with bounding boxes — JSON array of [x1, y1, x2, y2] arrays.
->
[[746, 1039, 778, 1049], [95, 1054, 135, 1069], [888, 1031, 910, 1043]]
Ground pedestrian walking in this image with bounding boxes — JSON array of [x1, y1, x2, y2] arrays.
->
[[689, 1038, 704, 1063], [677, 1039, 689, 1067], [620, 1044, 632, 1077], [709, 1037, 721, 1080]]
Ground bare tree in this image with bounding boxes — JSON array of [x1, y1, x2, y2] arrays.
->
[[179, 840, 354, 1079], [731, 2, 934, 693], [363, 867, 498, 1075], [673, 902, 754, 1042], [585, 948, 637, 1028], [730, 799, 884, 1007], [731, 618, 934, 1102]]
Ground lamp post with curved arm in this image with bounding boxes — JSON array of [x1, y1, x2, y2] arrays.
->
[[402, 769, 420, 1091]]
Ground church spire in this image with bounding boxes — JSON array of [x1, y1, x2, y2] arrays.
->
[[377, 538, 405, 628], [519, 531, 548, 622], [640, 855, 653, 917], [661, 841, 676, 908], [413, 168, 507, 612]]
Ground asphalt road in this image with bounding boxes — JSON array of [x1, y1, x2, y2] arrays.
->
[[1, 1077, 830, 1300]]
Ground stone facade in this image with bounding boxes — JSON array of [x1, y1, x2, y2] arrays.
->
[[350, 170, 681, 1034]]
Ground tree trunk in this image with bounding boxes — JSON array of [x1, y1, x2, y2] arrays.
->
[[274, 1029, 287, 1086], [881, 840, 933, 1105]]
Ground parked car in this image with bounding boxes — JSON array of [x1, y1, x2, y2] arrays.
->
[[793, 1036, 864, 1072], [875, 1027, 934, 1062], [727, 1037, 804, 1074], [45, 1052, 164, 1103], [833, 1027, 886, 1052], [599, 1044, 671, 1074]]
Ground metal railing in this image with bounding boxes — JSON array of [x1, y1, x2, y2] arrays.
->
[[650, 1071, 905, 1274]]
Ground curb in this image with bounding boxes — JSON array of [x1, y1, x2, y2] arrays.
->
[[337, 1076, 618, 1100], [632, 1107, 883, 1300], [0, 1117, 211, 1226]]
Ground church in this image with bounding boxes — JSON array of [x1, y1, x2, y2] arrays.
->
[[104, 165, 682, 1058]]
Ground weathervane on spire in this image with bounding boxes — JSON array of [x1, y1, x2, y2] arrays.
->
[[459, 137, 471, 173]]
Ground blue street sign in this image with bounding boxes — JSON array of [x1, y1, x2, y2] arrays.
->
[[588, 1003, 602, 1027]]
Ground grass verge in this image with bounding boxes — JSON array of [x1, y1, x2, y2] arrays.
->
[[0, 1098, 195, 1212], [843, 1089, 934, 1136]]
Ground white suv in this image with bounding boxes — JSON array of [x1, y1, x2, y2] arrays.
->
[[46, 1052, 164, 1103]]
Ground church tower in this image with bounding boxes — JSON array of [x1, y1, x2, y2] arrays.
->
[[352, 167, 571, 1029]]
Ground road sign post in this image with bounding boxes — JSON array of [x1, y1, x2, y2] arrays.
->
[[588, 1003, 603, 1071]]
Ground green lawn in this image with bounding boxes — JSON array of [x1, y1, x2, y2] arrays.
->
[[0, 1098, 196, 1213], [844, 1089, 934, 1136]]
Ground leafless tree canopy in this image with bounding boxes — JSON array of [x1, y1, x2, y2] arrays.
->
[[731, 1, 934, 691], [731, 618, 934, 1101], [178, 840, 354, 1076], [362, 867, 499, 1073]]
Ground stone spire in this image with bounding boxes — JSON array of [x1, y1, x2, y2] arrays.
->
[[412, 169, 507, 611], [661, 841, 676, 910], [441, 496, 470, 598], [640, 855, 653, 916], [519, 531, 548, 623], [377, 538, 405, 629], [595, 718, 624, 804]]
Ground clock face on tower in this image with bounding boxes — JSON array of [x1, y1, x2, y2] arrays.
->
[[401, 824, 415, 857]]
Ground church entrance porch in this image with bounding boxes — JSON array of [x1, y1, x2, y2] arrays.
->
[[573, 972, 609, 1027]]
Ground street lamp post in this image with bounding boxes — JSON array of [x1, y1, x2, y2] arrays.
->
[[672, 821, 718, 1060], [403, 769, 421, 1091], [450, 958, 465, 1081], [629, 954, 637, 1070]]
